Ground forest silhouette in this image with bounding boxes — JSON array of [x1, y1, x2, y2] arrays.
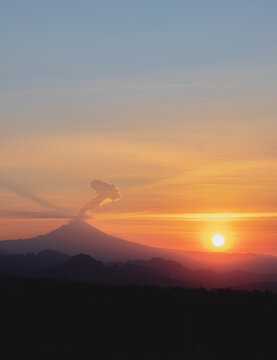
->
[[1, 273, 276, 359]]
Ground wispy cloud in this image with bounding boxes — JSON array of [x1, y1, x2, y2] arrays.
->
[[0, 178, 62, 211], [96, 212, 277, 222], [134, 82, 199, 90], [0, 210, 73, 219]]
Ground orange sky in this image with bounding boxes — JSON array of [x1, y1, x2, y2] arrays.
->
[[2, 1, 277, 256], [1, 119, 277, 255]]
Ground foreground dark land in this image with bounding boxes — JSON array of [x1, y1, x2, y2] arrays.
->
[[1, 274, 276, 359]]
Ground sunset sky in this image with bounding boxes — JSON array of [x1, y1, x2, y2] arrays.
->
[[1, 1, 277, 255]]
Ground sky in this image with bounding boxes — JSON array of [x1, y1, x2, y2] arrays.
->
[[1, 0, 277, 254]]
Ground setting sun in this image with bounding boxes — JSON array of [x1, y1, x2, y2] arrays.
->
[[211, 233, 225, 247]]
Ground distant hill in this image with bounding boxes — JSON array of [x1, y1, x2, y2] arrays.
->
[[43, 254, 167, 285], [42, 255, 277, 289], [0, 249, 277, 290], [0, 250, 70, 275], [128, 258, 277, 289]]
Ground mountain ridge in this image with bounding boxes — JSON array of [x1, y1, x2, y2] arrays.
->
[[1, 219, 277, 274], [0, 248, 277, 291]]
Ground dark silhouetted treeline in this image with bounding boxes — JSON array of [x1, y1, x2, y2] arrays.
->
[[1, 273, 276, 359]]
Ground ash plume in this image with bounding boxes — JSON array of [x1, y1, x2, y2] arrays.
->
[[78, 179, 121, 219]]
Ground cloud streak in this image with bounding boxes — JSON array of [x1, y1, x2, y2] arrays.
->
[[0, 178, 61, 211], [94, 212, 277, 222], [0, 210, 73, 219]]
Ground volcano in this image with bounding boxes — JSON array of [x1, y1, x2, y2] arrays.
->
[[1, 220, 277, 274], [0, 220, 167, 261]]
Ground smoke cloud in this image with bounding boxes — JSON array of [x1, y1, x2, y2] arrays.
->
[[79, 179, 121, 219]]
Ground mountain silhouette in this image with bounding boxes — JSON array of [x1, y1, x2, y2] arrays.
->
[[1, 219, 277, 274], [42, 253, 168, 285], [0, 249, 70, 275], [0, 219, 164, 260], [44, 253, 107, 282], [38, 254, 277, 289], [0, 249, 277, 289]]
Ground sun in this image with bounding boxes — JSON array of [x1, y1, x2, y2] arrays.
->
[[211, 233, 225, 247]]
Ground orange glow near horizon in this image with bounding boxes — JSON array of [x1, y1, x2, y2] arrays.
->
[[1, 210, 277, 255], [1, 132, 277, 256]]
